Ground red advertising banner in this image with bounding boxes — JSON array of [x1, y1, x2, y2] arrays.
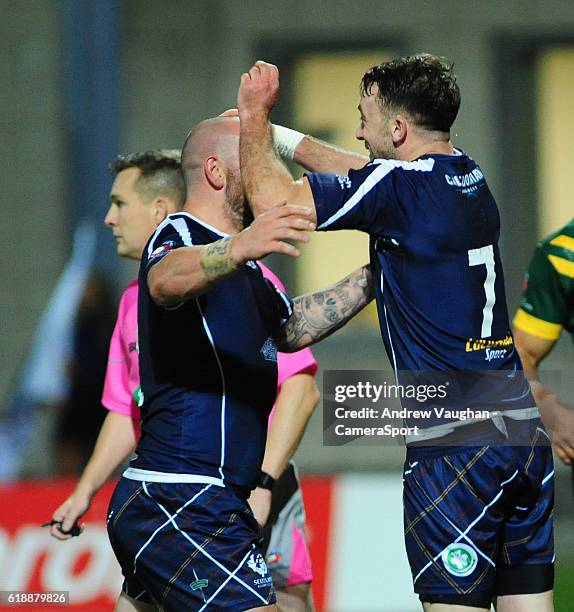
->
[[0, 477, 334, 611]]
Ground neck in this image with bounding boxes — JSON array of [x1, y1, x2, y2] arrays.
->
[[404, 134, 454, 161], [183, 185, 237, 235]]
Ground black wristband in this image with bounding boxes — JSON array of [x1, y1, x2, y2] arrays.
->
[[257, 471, 276, 491]]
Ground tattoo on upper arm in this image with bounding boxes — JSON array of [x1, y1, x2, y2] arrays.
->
[[279, 265, 373, 351]]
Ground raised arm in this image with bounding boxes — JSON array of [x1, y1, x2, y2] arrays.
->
[[148, 203, 314, 308], [274, 125, 369, 174], [238, 61, 317, 220], [277, 264, 373, 352], [219, 108, 368, 174]]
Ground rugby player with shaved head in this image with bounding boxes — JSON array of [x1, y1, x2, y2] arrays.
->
[[105, 116, 373, 612]]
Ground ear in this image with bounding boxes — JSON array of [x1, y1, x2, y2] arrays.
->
[[391, 115, 408, 147], [204, 156, 225, 190], [151, 197, 169, 224]]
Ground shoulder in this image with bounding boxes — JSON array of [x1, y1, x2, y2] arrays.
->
[[370, 157, 436, 173], [534, 219, 574, 260]]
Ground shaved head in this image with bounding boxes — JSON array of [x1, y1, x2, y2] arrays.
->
[[181, 116, 240, 188], [181, 116, 247, 231]]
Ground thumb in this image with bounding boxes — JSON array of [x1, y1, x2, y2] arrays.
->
[[61, 511, 78, 533]]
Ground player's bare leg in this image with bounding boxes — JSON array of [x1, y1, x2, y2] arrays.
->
[[277, 583, 315, 611], [495, 590, 553, 612], [247, 605, 277, 611], [115, 592, 157, 612], [422, 603, 490, 611]]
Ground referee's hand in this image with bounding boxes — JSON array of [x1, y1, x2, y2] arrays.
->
[[49, 493, 87, 540]]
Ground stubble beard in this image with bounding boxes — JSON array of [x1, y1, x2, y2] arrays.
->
[[224, 170, 248, 232]]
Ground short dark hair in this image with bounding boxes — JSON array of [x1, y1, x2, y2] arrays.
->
[[109, 149, 185, 206], [361, 54, 460, 132]]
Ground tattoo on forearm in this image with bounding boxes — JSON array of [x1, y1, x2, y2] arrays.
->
[[279, 264, 374, 351], [200, 237, 239, 281]]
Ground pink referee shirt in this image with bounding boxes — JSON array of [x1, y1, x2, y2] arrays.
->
[[101, 279, 140, 419], [101, 267, 318, 422]]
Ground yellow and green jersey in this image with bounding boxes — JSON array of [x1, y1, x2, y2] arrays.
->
[[514, 218, 574, 342]]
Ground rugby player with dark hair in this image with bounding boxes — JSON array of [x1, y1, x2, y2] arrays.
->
[[238, 54, 554, 612]]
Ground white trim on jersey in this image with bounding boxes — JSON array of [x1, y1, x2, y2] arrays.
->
[[169, 216, 193, 246], [272, 283, 294, 324], [176, 211, 230, 238], [123, 468, 224, 486], [147, 215, 179, 258], [146, 214, 194, 259], [318, 157, 435, 230], [380, 268, 398, 376], [197, 301, 228, 482]]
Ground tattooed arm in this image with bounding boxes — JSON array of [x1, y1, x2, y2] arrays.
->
[[148, 203, 315, 308], [277, 264, 374, 352]]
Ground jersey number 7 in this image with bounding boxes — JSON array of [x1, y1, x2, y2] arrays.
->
[[468, 245, 496, 338]]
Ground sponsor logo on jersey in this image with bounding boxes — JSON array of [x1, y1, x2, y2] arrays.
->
[[128, 341, 138, 353], [248, 553, 268, 577], [150, 241, 176, 260], [260, 337, 278, 363], [485, 348, 507, 362], [441, 543, 478, 577], [444, 168, 484, 194], [337, 175, 352, 189], [465, 335, 513, 352]]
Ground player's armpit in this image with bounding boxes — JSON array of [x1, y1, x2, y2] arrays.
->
[[276, 264, 373, 351]]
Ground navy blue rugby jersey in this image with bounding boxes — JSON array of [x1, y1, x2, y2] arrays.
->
[[131, 212, 292, 489], [307, 151, 534, 427]]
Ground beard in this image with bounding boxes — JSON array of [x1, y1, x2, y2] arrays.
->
[[368, 134, 396, 160], [224, 169, 247, 231]]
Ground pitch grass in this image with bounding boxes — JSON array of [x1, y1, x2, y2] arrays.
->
[[555, 562, 574, 610]]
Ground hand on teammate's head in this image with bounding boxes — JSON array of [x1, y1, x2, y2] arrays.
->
[[219, 108, 239, 118]]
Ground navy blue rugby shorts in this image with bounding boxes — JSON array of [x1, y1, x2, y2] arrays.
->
[[403, 421, 554, 607], [107, 478, 275, 611]]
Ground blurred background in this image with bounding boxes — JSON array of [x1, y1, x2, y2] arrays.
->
[[1, 1, 573, 610]]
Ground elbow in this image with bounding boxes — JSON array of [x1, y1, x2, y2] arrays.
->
[[149, 274, 183, 309], [307, 379, 320, 413], [298, 376, 320, 417]]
